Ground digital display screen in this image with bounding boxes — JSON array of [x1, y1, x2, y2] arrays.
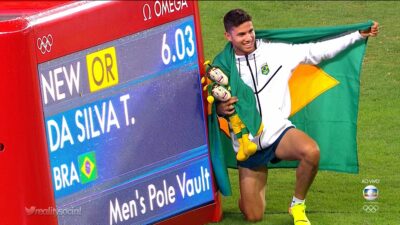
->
[[38, 16, 213, 224]]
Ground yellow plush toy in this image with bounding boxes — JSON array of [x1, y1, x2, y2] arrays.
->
[[202, 60, 263, 161]]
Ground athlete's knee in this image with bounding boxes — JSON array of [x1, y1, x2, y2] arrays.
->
[[302, 141, 320, 167], [243, 208, 264, 222], [239, 198, 265, 222]]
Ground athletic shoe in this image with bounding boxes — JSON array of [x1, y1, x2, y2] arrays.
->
[[289, 203, 311, 225]]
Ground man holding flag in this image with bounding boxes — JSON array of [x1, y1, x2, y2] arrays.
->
[[210, 8, 379, 224]]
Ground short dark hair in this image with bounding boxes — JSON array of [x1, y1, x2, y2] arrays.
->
[[223, 8, 252, 32]]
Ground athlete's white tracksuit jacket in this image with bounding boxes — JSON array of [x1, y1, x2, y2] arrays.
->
[[230, 31, 365, 152]]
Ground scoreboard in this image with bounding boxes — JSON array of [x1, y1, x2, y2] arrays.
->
[[0, 1, 220, 225]]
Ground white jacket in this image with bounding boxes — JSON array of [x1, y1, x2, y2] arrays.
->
[[230, 31, 365, 152]]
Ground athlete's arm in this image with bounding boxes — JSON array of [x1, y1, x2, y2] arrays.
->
[[292, 21, 378, 65]]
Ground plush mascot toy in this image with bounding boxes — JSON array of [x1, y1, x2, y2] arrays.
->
[[202, 60, 263, 161]]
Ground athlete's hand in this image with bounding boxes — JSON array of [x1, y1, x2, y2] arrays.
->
[[216, 97, 238, 117], [360, 21, 379, 38]]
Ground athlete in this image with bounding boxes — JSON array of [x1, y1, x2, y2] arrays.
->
[[214, 8, 379, 224]]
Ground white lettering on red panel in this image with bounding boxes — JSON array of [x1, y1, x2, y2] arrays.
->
[[142, 0, 188, 21]]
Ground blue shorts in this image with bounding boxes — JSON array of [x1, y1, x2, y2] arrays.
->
[[237, 126, 294, 169]]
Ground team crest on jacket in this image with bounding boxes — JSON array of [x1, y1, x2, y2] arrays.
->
[[261, 63, 269, 75]]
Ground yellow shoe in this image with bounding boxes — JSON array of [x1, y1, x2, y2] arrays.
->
[[289, 203, 311, 225], [236, 149, 248, 161], [242, 134, 257, 156], [245, 140, 257, 156], [236, 138, 248, 161]]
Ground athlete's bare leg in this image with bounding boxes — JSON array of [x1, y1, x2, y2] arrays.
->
[[238, 166, 267, 221], [275, 128, 320, 200], [237, 128, 319, 221]]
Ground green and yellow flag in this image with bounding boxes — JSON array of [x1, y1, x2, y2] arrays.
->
[[209, 21, 373, 196], [78, 151, 98, 184]]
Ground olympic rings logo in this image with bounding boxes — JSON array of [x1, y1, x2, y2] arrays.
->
[[363, 204, 379, 213], [37, 34, 53, 54]]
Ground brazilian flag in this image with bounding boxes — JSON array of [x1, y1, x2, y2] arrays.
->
[[78, 151, 98, 184], [208, 21, 373, 196]]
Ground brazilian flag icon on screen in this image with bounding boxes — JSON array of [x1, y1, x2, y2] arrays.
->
[[78, 151, 98, 184]]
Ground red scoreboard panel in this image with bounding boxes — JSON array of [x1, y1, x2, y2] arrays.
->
[[0, 1, 222, 225]]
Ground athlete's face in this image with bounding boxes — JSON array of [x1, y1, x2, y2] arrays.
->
[[225, 21, 255, 55]]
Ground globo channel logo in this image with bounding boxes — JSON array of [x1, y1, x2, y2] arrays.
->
[[363, 185, 379, 201]]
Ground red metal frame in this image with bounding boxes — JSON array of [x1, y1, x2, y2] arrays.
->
[[0, 1, 69, 16], [0, 1, 222, 224], [0, 17, 58, 225]]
